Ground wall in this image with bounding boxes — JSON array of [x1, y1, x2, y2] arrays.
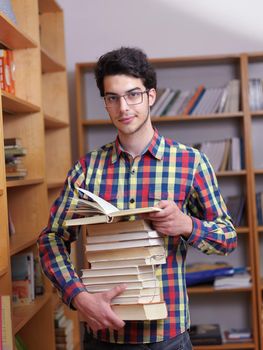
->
[[57, 0, 263, 160]]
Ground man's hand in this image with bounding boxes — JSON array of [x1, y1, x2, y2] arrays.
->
[[73, 284, 126, 332], [145, 200, 193, 238]]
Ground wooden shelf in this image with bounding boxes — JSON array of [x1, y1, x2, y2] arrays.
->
[[0, 13, 37, 49], [1, 91, 41, 114], [13, 293, 52, 334], [0, 266, 8, 278], [47, 181, 64, 189], [9, 234, 38, 256], [44, 114, 69, 129], [257, 226, 263, 232], [254, 169, 263, 175], [38, 0, 62, 14], [188, 285, 252, 294], [0, 188, 3, 196], [250, 111, 263, 117], [236, 227, 250, 234], [41, 48, 65, 73], [216, 170, 247, 177], [81, 113, 244, 126], [6, 178, 44, 188], [194, 343, 255, 350]]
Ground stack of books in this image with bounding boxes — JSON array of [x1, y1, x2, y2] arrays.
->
[[0, 49, 15, 94], [189, 324, 222, 345], [224, 328, 252, 343], [4, 137, 27, 180], [65, 188, 168, 320], [82, 219, 167, 320], [54, 304, 74, 350]]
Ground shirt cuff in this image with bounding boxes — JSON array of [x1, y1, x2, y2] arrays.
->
[[62, 278, 87, 309]]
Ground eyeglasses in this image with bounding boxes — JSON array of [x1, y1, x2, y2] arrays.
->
[[103, 90, 148, 108]]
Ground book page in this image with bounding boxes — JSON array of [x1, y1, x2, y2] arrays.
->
[[77, 187, 119, 215]]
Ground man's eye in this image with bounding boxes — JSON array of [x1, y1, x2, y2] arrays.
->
[[107, 96, 118, 102], [128, 92, 141, 98]]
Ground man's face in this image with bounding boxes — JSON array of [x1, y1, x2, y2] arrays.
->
[[103, 75, 156, 137]]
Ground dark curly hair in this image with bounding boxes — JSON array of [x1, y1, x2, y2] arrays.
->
[[94, 47, 157, 96]]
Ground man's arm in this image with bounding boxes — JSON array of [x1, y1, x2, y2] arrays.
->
[[146, 152, 237, 256]]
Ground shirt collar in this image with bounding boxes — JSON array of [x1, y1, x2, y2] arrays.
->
[[111, 128, 165, 164]]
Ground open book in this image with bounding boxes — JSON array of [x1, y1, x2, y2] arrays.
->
[[65, 188, 161, 226]]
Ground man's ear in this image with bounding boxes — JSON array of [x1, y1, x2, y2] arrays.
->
[[148, 88, 157, 107]]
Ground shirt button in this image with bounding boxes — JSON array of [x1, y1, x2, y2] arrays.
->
[[131, 169, 135, 175], [130, 198, 135, 204]]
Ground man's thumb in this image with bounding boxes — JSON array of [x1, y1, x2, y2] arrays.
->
[[105, 284, 127, 301]]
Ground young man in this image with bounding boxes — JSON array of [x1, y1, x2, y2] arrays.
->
[[38, 47, 237, 350]]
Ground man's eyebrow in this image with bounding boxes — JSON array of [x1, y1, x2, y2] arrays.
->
[[104, 87, 142, 95]]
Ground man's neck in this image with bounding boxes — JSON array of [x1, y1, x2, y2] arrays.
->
[[118, 126, 154, 158]]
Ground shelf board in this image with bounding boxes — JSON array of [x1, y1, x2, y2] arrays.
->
[[81, 113, 244, 126], [257, 226, 263, 232], [0, 13, 37, 49], [216, 170, 246, 177], [41, 48, 65, 73], [47, 181, 64, 189], [194, 342, 255, 349], [38, 0, 62, 13], [13, 293, 52, 334], [1, 91, 41, 114], [44, 114, 69, 129], [188, 285, 252, 294], [0, 266, 8, 277], [6, 178, 44, 188], [254, 169, 263, 175], [236, 227, 249, 234], [250, 111, 263, 117], [9, 234, 38, 256]]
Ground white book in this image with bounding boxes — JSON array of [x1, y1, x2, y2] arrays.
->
[[65, 188, 161, 226], [90, 255, 166, 269], [85, 237, 164, 252], [84, 278, 159, 292], [81, 265, 154, 277], [112, 294, 161, 304], [86, 230, 160, 244], [82, 272, 156, 285]]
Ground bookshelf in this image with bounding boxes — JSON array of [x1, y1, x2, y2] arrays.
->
[[0, 0, 79, 349], [75, 52, 263, 349]]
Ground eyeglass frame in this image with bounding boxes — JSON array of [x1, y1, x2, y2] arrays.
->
[[103, 89, 149, 108]]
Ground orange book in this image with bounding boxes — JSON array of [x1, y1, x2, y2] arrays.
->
[[181, 85, 205, 115]]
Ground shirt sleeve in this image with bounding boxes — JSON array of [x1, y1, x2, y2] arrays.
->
[[186, 151, 237, 255], [38, 157, 87, 307]]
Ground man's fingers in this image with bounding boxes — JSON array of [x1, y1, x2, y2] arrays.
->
[[105, 284, 127, 301]]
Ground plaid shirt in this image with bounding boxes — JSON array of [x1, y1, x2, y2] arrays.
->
[[38, 128, 237, 344]]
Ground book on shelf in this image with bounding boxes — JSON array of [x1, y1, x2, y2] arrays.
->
[[181, 85, 205, 115], [186, 262, 234, 286], [54, 304, 74, 350], [65, 187, 161, 226], [214, 268, 251, 289], [0, 49, 15, 94], [1, 295, 13, 350], [4, 137, 22, 148], [224, 328, 252, 343], [225, 195, 246, 227], [11, 252, 35, 305], [15, 335, 28, 350], [189, 324, 222, 345]]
